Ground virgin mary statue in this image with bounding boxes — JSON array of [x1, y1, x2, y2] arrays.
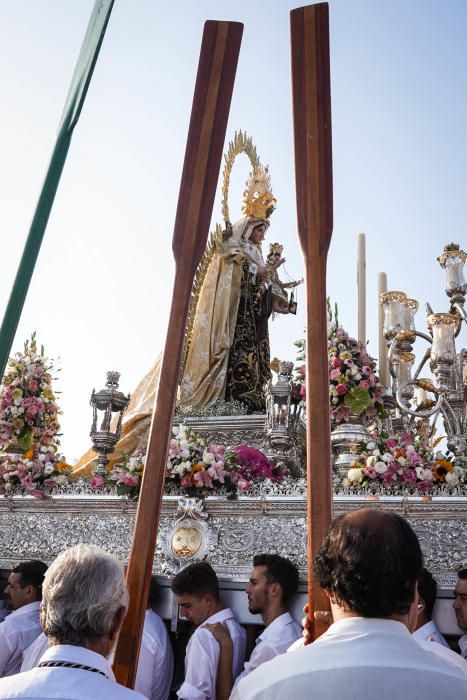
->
[[74, 133, 291, 476]]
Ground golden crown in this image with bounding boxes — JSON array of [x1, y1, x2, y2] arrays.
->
[[242, 165, 276, 221], [268, 242, 283, 256]]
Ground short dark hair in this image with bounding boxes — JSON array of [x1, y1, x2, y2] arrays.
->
[[253, 554, 299, 605], [418, 568, 437, 619], [12, 560, 48, 600], [171, 562, 219, 600], [458, 568, 467, 580], [314, 509, 423, 617]]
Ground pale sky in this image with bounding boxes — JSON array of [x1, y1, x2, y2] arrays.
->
[[1, 0, 466, 460]]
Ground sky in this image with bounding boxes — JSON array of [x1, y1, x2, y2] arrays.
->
[[0, 0, 466, 461]]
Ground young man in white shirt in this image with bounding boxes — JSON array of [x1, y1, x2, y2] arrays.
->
[[453, 567, 467, 658], [171, 561, 246, 700], [0, 560, 47, 677], [0, 544, 145, 700], [230, 509, 467, 700], [205, 554, 301, 700], [413, 567, 449, 647]]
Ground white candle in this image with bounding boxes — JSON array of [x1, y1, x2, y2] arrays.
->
[[357, 233, 366, 345], [378, 272, 388, 389]]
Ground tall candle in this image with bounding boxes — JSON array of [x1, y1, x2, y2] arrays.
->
[[378, 272, 389, 389], [357, 233, 366, 344]]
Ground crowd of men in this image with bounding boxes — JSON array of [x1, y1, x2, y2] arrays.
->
[[0, 509, 465, 699]]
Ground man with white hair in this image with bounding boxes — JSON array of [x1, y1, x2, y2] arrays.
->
[[0, 544, 146, 699]]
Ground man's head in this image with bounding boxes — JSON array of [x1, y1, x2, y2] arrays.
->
[[453, 568, 467, 633], [415, 567, 437, 629], [314, 509, 422, 619], [171, 562, 220, 626], [40, 544, 128, 656], [4, 560, 48, 611], [247, 554, 299, 616]]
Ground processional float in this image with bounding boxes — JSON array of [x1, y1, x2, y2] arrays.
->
[[0, 0, 334, 688]]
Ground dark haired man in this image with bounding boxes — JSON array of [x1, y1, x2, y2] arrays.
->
[[171, 561, 245, 700], [453, 567, 467, 658], [205, 554, 300, 699], [230, 509, 467, 699], [0, 560, 47, 677], [413, 567, 448, 647]]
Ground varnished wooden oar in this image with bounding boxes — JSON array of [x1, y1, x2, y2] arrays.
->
[[113, 20, 243, 687], [290, 3, 333, 640]]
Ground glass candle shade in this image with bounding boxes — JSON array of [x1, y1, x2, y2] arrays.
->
[[402, 298, 418, 332], [398, 352, 415, 398], [428, 313, 457, 364], [438, 245, 467, 295], [380, 291, 407, 339]]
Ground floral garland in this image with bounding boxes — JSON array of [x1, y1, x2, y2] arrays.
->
[[0, 335, 70, 497], [342, 429, 466, 493], [91, 424, 287, 498]]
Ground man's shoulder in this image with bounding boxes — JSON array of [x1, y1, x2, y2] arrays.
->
[[0, 667, 147, 700]]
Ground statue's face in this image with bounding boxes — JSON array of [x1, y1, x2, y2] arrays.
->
[[249, 223, 267, 244]]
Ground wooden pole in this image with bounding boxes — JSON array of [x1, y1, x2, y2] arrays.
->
[[0, 0, 115, 380], [290, 3, 333, 640], [113, 20, 243, 687]]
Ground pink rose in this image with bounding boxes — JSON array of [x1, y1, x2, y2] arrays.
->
[[180, 476, 192, 487], [360, 380, 370, 390], [123, 475, 138, 487], [28, 380, 38, 393], [330, 368, 342, 380], [335, 384, 348, 395], [90, 476, 105, 488], [331, 356, 343, 369]]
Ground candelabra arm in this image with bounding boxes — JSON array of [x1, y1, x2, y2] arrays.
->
[[413, 347, 432, 382], [395, 382, 443, 418], [453, 301, 467, 325]]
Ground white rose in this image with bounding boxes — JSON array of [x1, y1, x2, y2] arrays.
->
[[423, 469, 434, 481], [445, 471, 459, 485], [366, 455, 377, 467], [347, 468, 363, 483], [202, 452, 214, 464], [366, 441, 376, 451], [415, 466, 425, 479], [172, 426, 180, 436], [44, 464, 54, 475], [39, 454, 46, 462], [128, 457, 139, 472], [180, 448, 190, 459], [382, 453, 393, 462], [179, 440, 189, 451], [375, 461, 388, 474]]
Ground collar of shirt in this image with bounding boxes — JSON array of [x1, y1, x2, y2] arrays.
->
[[203, 608, 235, 626], [413, 620, 438, 641], [39, 644, 115, 681], [318, 616, 411, 642], [7, 601, 41, 620], [257, 612, 295, 644], [459, 635, 467, 657]]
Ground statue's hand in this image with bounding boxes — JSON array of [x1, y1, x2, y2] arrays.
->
[[269, 257, 286, 271]]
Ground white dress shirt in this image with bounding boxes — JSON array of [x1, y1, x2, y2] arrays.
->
[[413, 619, 449, 647], [136, 610, 174, 700], [459, 634, 467, 658], [0, 601, 42, 677], [0, 644, 146, 700], [231, 617, 467, 700], [234, 612, 301, 687], [177, 607, 246, 700], [21, 611, 174, 700], [0, 603, 7, 623]]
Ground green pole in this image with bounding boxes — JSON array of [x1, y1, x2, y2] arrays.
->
[[0, 0, 115, 378]]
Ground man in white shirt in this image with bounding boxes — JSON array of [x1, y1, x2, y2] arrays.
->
[[412, 567, 449, 647], [453, 567, 467, 658], [205, 554, 301, 699], [171, 561, 246, 700], [21, 608, 174, 700], [0, 560, 47, 677], [231, 509, 467, 700], [0, 543, 145, 700]]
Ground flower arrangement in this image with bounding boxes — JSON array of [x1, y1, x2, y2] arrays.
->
[[95, 424, 287, 499], [328, 327, 384, 423], [0, 334, 61, 452], [99, 449, 145, 497], [0, 335, 70, 498], [342, 429, 466, 493]]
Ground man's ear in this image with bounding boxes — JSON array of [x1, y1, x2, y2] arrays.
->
[[109, 606, 127, 643], [269, 582, 281, 599], [324, 589, 336, 604]]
